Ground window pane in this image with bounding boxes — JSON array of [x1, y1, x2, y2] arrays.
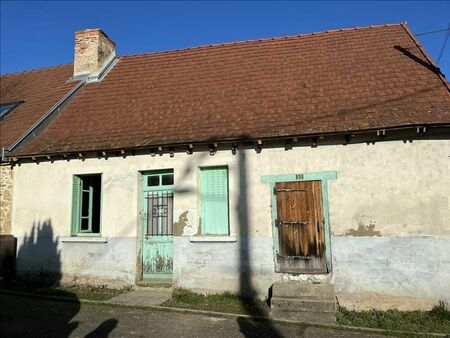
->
[[91, 176, 101, 234], [76, 174, 101, 234], [81, 217, 89, 231], [81, 191, 90, 217], [0, 102, 20, 119], [82, 177, 91, 191], [148, 176, 160, 186], [162, 174, 174, 185]]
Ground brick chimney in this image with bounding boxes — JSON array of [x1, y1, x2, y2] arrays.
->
[[73, 29, 116, 80]]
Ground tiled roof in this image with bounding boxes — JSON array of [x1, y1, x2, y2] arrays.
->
[[5, 23, 450, 156], [0, 64, 77, 149]]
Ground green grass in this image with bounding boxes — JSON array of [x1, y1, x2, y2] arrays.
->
[[337, 301, 450, 335], [162, 288, 270, 316], [1, 283, 131, 301]]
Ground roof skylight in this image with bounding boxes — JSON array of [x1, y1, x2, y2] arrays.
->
[[0, 101, 22, 119]]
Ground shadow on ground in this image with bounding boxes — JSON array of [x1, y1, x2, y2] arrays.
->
[[0, 220, 118, 337]]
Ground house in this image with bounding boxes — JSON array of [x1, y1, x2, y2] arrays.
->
[[1, 23, 449, 313]]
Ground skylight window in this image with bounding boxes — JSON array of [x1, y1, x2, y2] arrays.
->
[[0, 101, 22, 119]]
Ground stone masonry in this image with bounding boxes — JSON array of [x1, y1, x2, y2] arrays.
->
[[0, 165, 13, 234], [73, 28, 116, 78]]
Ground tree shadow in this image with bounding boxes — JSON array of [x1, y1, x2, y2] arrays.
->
[[16, 220, 62, 286], [0, 220, 118, 338]]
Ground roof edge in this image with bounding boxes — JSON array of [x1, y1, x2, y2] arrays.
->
[[0, 62, 73, 78], [1, 23, 406, 76], [5, 78, 87, 154], [8, 122, 450, 160], [120, 23, 404, 59], [400, 22, 450, 92]]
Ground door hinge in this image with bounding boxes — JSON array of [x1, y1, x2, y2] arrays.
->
[[278, 220, 309, 226], [274, 188, 308, 193]]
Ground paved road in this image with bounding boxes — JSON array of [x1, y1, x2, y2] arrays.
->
[[0, 294, 392, 338]]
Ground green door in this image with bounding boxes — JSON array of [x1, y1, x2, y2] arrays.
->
[[141, 170, 174, 280]]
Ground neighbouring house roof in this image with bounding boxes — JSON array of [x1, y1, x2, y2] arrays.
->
[[2, 23, 450, 158], [0, 64, 79, 149]]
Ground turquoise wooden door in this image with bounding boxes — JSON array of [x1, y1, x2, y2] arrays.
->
[[141, 171, 174, 280]]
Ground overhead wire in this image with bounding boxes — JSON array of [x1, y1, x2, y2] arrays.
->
[[436, 22, 450, 65], [416, 27, 449, 36]]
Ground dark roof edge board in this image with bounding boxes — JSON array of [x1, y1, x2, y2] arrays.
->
[[8, 123, 450, 162], [400, 22, 450, 92], [1, 78, 87, 162]]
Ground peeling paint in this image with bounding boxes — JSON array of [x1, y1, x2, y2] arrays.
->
[[174, 211, 189, 236], [155, 252, 173, 272], [136, 246, 142, 282], [345, 223, 381, 237]]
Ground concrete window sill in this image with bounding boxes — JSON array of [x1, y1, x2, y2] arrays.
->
[[61, 237, 108, 243], [190, 235, 237, 243]]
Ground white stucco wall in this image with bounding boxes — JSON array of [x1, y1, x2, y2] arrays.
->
[[11, 139, 450, 306]]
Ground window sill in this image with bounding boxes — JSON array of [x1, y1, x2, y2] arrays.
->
[[61, 237, 108, 243], [190, 235, 237, 243]]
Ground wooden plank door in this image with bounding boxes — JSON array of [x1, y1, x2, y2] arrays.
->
[[275, 181, 326, 273], [142, 171, 174, 280]]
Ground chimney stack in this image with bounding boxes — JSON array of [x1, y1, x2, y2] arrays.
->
[[73, 29, 116, 80]]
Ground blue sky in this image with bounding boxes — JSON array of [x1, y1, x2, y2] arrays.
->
[[1, 1, 449, 76]]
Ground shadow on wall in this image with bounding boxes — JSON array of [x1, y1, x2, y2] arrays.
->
[[0, 234, 16, 279], [16, 220, 62, 286], [236, 148, 282, 338], [0, 220, 117, 337]]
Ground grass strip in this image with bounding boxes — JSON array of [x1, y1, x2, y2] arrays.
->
[[161, 288, 270, 316], [337, 301, 450, 335]]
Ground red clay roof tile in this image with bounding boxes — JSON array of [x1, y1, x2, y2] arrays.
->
[[0, 64, 77, 149], [3, 23, 450, 156]]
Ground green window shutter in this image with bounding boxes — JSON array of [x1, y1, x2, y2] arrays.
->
[[200, 167, 229, 235], [71, 175, 82, 236]]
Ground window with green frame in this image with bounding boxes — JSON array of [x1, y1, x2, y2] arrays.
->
[[199, 166, 229, 235], [71, 174, 101, 235]]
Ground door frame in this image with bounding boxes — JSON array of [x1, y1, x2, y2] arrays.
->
[[261, 171, 336, 273], [140, 170, 175, 280]]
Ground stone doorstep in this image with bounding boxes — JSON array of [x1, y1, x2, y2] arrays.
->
[[270, 281, 336, 325], [135, 280, 173, 289], [271, 281, 335, 299], [271, 309, 336, 325], [271, 297, 336, 313]]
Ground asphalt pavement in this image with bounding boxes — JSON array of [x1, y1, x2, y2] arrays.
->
[[0, 293, 393, 338]]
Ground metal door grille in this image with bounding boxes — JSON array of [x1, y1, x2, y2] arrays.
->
[[146, 191, 173, 236]]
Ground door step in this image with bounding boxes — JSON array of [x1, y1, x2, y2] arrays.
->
[[135, 280, 173, 289], [270, 281, 336, 325], [271, 297, 335, 313], [271, 309, 336, 325]]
